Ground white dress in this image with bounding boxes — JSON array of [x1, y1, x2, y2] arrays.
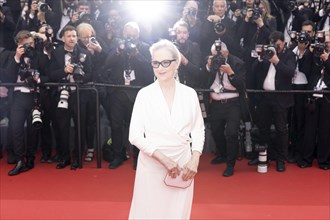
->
[[128, 80, 205, 220]]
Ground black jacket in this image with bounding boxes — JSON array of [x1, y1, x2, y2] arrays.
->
[[253, 46, 297, 108]]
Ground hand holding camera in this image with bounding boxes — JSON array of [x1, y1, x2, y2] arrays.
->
[[220, 63, 234, 75], [15, 45, 26, 61], [64, 63, 74, 74], [320, 51, 329, 62], [87, 37, 102, 54], [207, 15, 220, 23]]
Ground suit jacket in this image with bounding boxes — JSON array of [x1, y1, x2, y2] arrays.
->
[[102, 40, 154, 103], [7, 49, 49, 85], [0, 6, 16, 50], [201, 54, 251, 122], [49, 45, 93, 101], [253, 46, 297, 108], [200, 16, 241, 59], [177, 40, 201, 88]]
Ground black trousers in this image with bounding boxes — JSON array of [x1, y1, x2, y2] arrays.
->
[[288, 84, 307, 160], [109, 91, 138, 161], [10, 92, 38, 161], [210, 98, 241, 167], [257, 100, 289, 161], [55, 92, 87, 161], [302, 96, 330, 165]]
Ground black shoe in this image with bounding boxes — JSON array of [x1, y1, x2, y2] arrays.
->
[[222, 166, 234, 177], [48, 154, 61, 163], [26, 158, 35, 169], [276, 160, 286, 172], [319, 164, 330, 170], [70, 160, 80, 170], [248, 158, 259, 166], [210, 156, 226, 164], [297, 161, 312, 168], [287, 156, 296, 164], [109, 158, 123, 169], [40, 155, 49, 163], [56, 160, 70, 169], [8, 161, 29, 176]]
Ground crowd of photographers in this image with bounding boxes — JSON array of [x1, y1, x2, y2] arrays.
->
[[0, 0, 329, 177]]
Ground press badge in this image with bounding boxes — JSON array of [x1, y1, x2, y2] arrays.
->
[[123, 70, 136, 85]]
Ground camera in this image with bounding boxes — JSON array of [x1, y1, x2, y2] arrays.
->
[[211, 40, 226, 72], [89, 36, 97, 44], [31, 105, 42, 129], [37, 0, 49, 13], [214, 21, 225, 33], [251, 8, 262, 21], [289, 31, 310, 44], [79, 12, 92, 23], [311, 31, 326, 58], [22, 43, 34, 58], [286, 0, 297, 11], [118, 38, 137, 55], [70, 52, 86, 82], [18, 68, 39, 87], [168, 28, 176, 42], [255, 44, 276, 60], [187, 7, 197, 17], [58, 86, 70, 109]]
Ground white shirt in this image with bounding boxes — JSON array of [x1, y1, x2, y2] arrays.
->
[[210, 70, 239, 100], [292, 46, 308, 85], [263, 63, 276, 90]]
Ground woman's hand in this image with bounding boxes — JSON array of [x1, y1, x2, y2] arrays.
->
[[152, 150, 180, 178], [182, 151, 201, 181]]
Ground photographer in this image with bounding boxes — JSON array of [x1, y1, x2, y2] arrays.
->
[[179, 0, 202, 44], [7, 30, 49, 176], [287, 20, 314, 163], [76, 22, 109, 162], [251, 31, 296, 172], [171, 20, 201, 88], [298, 33, 330, 170], [200, 0, 241, 59], [49, 25, 92, 170], [201, 41, 248, 177], [102, 22, 154, 170], [0, 0, 16, 50], [313, 0, 330, 31]]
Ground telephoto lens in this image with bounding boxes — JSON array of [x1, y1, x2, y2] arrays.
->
[[31, 106, 42, 129], [255, 144, 268, 173], [58, 87, 70, 109]]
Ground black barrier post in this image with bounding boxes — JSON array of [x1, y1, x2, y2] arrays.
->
[[80, 85, 101, 168]]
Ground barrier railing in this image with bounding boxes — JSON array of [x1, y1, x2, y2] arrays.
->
[[1, 81, 330, 169]]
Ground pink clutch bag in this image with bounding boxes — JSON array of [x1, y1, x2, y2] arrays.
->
[[164, 172, 193, 189]]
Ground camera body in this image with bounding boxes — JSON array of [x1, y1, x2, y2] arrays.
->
[[58, 86, 70, 109], [22, 43, 34, 58], [311, 31, 326, 58], [118, 38, 137, 55], [37, 0, 48, 13], [168, 28, 176, 42], [255, 44, 276, 60], [289, 31, 310, 44], [211, 40, 226, 72], [72, 63, 85, 82], [286, 0, 297, 11], [251, 7, 262, 21], [214, 21, 225, 33], [18, 68, 39, 87], [88, 36, 97, 44]]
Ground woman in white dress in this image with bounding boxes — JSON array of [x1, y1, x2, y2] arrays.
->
[[128, 39, 205, 219]]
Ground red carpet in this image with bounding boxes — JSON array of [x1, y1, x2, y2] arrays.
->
[[1, 153, 329, 219]]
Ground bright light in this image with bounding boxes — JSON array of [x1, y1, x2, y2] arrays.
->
[[124, 1, 171, 23]]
